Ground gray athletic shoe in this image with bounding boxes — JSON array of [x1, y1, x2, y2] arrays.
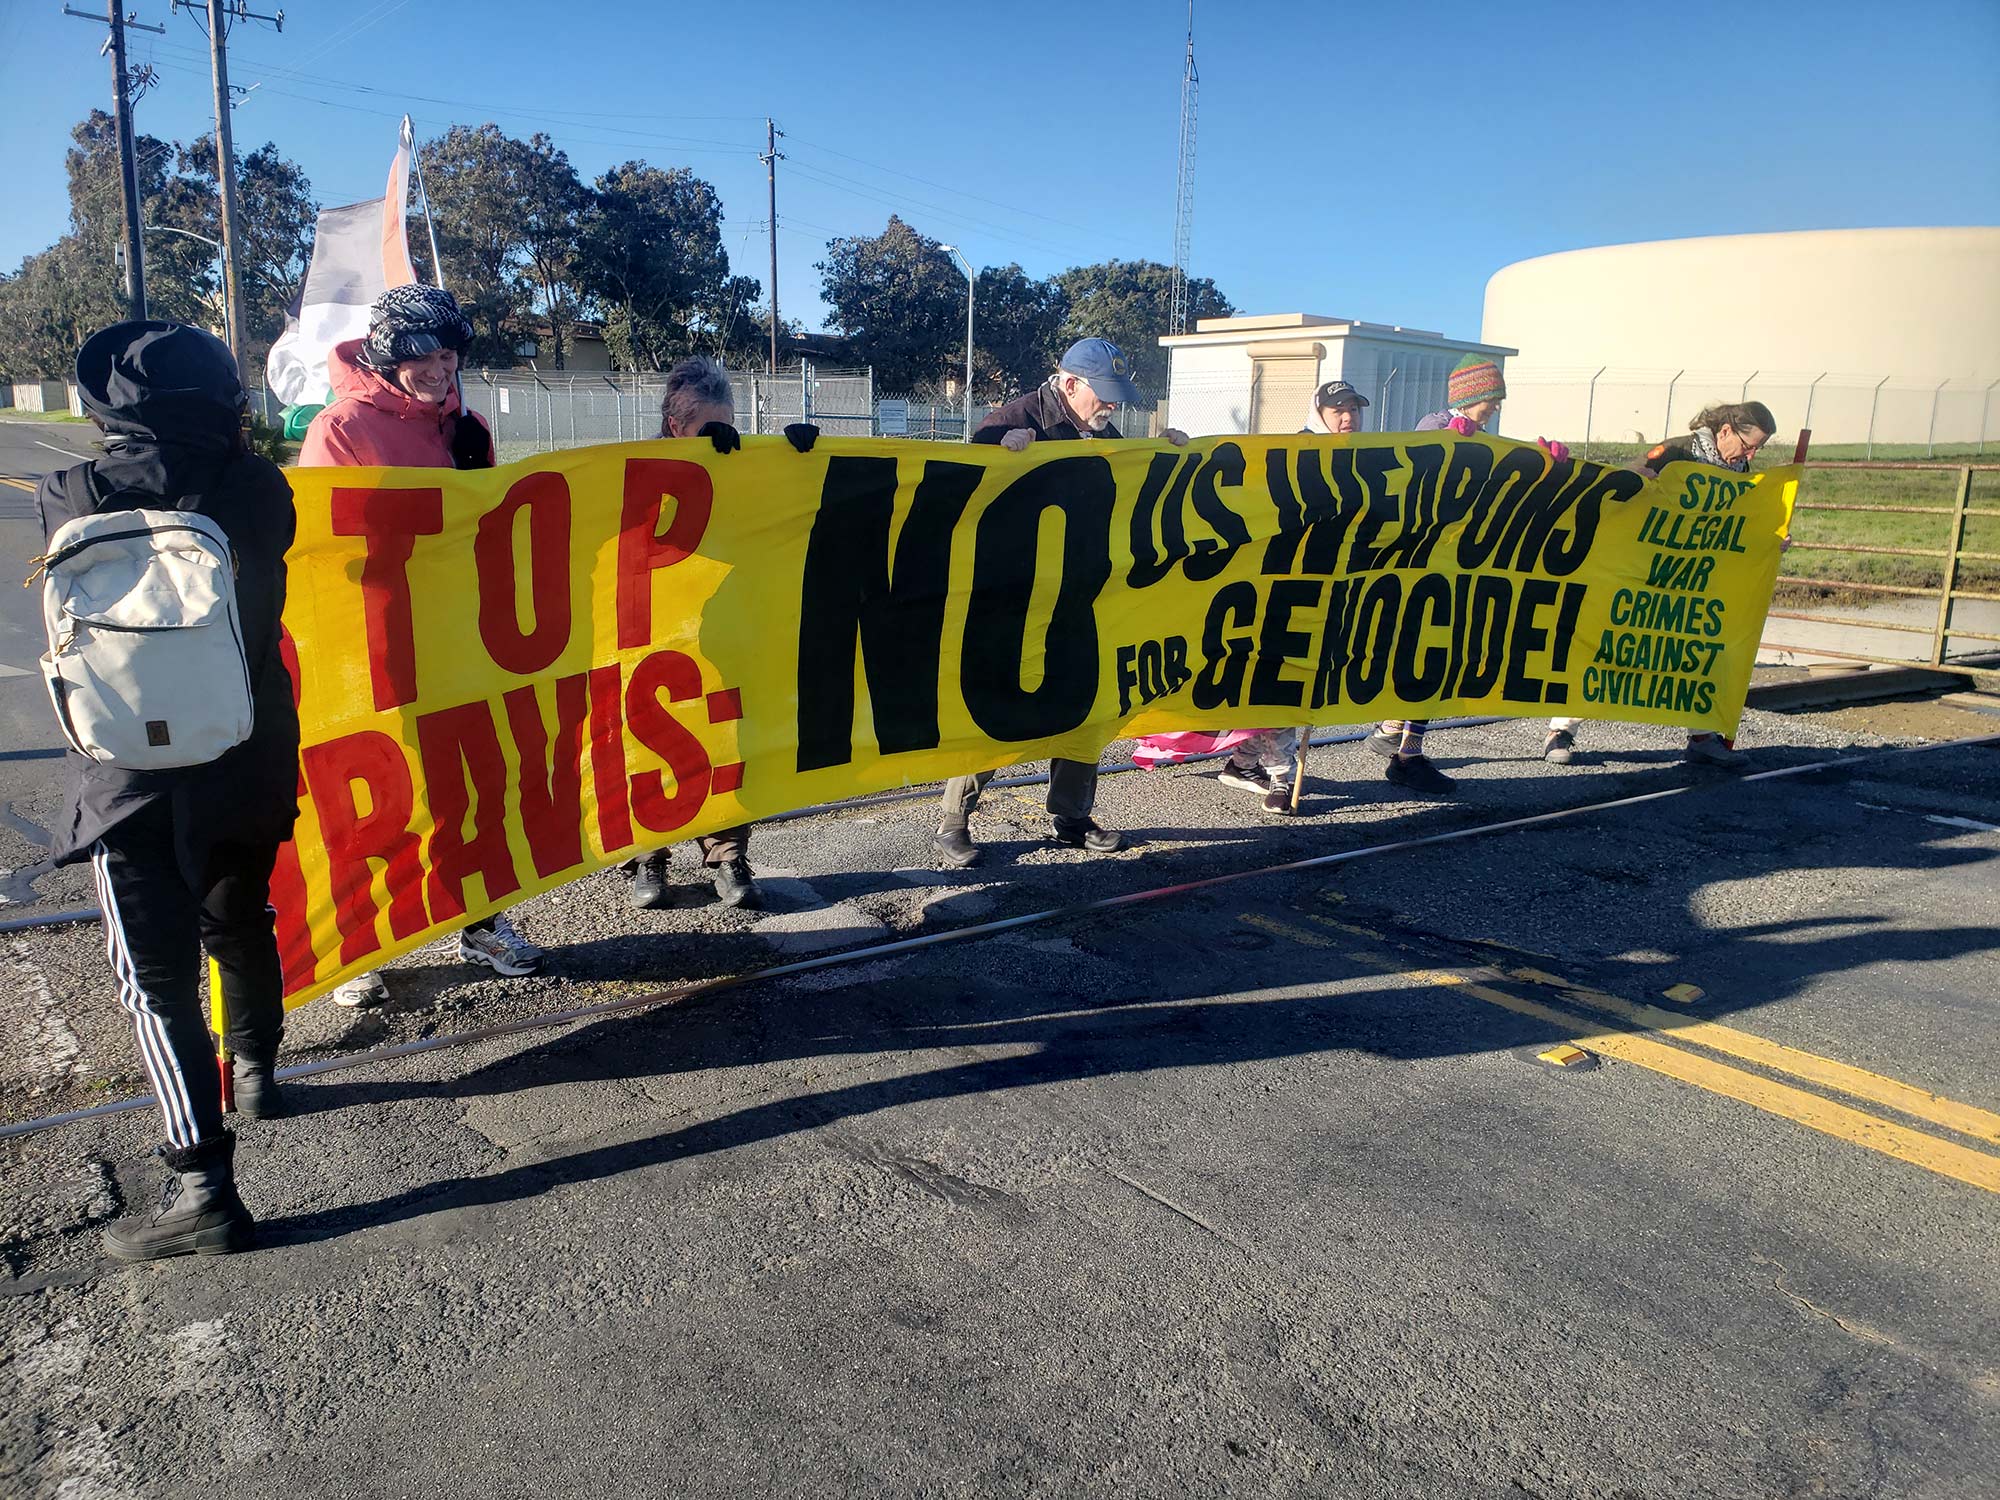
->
[[1685, 734, 1749, 769]]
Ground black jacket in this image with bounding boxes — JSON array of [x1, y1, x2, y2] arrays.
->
[[37, 323, 300, 879], [973, 382, 1122, 444]]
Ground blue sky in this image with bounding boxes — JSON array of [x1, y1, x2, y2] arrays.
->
[[3, 0, 1996, 339]]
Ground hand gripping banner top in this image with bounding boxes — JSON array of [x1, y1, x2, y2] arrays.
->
[[272, 433, 1797, 1004]]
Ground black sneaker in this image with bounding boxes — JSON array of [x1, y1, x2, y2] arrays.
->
[[1053, 820, 1124, 853], [933, 826, 980, 868], [102, 1134, 255, 1262], [627, 851, 671, 910], [1215, 763, 1272, 795], [1385, 753, 1457, 796], [712, 856, 760, 909], [232, 1061, 285, 1121], [1261, 787, 1296, 816], [1543, 729, 1576, 765]]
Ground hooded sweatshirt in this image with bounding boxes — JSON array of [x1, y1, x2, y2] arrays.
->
[[36, 321, 301, 876], [298, 338, 494, 468]]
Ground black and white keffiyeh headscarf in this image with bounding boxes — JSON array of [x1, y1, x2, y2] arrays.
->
[[360, 284, 474, 371], [1688, 425, 1745, 472]]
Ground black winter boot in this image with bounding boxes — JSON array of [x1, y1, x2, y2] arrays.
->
[[102, 1133, 255, 1262], [232, 1059, 286, 1120]]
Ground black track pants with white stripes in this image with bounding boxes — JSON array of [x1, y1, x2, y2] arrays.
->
[[89, 801, 285, 1150]]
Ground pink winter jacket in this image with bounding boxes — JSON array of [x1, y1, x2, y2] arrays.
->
[[297, 339, 494, 468]]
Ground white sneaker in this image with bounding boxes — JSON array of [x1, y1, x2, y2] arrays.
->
[[332, 971, 389, 1008], [459, 913, 542, 977]]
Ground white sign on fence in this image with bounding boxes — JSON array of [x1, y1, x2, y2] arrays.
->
[[497, 387, 511, 415], [877, 398, 908, 436]]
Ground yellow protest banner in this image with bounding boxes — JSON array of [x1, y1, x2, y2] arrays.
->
[[271, 433, 1796, 1003]]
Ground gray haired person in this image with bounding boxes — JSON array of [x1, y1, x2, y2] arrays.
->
[[622, 357, 818, 911]]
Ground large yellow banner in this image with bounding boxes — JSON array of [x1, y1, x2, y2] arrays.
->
[[271, 434, 1796, 1003]]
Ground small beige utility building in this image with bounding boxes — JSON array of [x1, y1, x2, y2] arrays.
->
[[1160, 314, 1514, 437]]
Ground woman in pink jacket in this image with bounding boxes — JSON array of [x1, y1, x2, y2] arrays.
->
[[300, 285, 541, 1006]]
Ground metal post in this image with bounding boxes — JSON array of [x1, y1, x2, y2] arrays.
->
[[1379, 366, 1399, 427], [801, 359, 812, 424], [1583, 365, 1605, 458], [941, 245, 975, 440], [1662, 369, 1684, 442], [1866, 374, 1891, 459], [1739, 369, 1758, 403], [1931, 467, 1973, 665], [1981, 378, 2000, 455], [568, 377, 576, 448], [1925, 377, 1949, 458], [1802, 372, 1827, 433]]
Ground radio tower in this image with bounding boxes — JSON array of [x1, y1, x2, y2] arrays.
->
[[1168, 0, 1198, 337]]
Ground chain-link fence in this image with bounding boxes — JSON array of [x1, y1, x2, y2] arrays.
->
[[1497, 367, 2000, 459], [247, 362, 1166, 458], [460, 369, 1162, 458]]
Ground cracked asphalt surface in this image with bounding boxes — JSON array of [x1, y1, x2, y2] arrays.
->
[[2, 417, 1997, 1499]]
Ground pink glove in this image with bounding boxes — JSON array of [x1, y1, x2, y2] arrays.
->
[[1538, 437, 1571, 462], [1446, 415, 1478, 437]]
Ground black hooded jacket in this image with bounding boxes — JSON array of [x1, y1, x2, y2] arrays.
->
[[36, 321, 301, 878]]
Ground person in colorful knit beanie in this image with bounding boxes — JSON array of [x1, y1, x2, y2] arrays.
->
[[1364, 354, 1512, 796]]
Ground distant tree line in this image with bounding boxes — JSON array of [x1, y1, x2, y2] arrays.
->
[[1, 115, 1232, 398]]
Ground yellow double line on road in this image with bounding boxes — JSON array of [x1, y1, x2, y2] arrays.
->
[[0, 476, 38, 492], [1239, 912, 2000, 1193]]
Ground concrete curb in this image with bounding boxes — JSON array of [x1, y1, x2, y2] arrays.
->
[[1748, 661, 1999, 711]]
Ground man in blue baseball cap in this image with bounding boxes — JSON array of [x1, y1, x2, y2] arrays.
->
[[931, 338, 1189, 868]]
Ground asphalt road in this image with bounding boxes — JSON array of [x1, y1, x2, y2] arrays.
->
[[1, 416, 1996, 1500]]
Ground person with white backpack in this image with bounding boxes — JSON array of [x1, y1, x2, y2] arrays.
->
[[36, 321, 301, 1262]]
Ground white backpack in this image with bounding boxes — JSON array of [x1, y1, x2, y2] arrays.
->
[[36, 503, 255, 770]]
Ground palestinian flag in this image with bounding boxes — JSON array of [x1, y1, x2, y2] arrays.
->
[[265, 117, 419, 407]]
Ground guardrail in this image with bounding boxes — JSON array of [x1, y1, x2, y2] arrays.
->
[[1760, 462, 2000, 682]]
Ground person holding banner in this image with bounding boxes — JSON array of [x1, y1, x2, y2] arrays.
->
[[1363, 355, 1510, 795], [622, 357, 818, 911], [39, 322, 301, 1261], [1543, 401, 1778, 770], [933, 339, 1190, 866], [1181, 380, 1377, 815], [1303, 378, 1368, 436], [300, 286, 545, 1002]]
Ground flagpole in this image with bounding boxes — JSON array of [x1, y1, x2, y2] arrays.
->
[[404, 114, 446, 290]]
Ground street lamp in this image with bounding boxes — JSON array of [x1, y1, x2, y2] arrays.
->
[[143, 223, 231, 354], [940, 243, 975, 442]]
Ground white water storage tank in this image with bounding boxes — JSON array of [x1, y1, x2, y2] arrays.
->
[[1481, 227, 2000, 450]]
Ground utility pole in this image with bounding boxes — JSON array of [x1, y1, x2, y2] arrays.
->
[[174, 0, 283, 377], [64, 0, 165, 319], [762, 118, 783, 376]]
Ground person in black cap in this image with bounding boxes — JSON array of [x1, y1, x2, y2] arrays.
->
[[932, 338, 1188, 867], [38, 320, 300, 1261], [1303, 379, 1369, 435]]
